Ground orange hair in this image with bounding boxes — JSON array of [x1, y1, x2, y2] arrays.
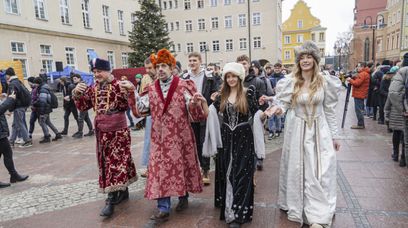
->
[[150, 49, 176, 68]]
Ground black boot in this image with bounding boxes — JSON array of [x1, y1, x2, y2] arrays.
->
[[0, 181, 11, 188], [52, 133, 62, 141], [100, 192, 116, 217], [10, 172, 29, 183], [72, 132, 83, 139], [84, 130, 94, 137], [39, 135, 51, 144], [400, 152, 406, 167], [112, 188, 129, 205], [175, 196, 189, 212]]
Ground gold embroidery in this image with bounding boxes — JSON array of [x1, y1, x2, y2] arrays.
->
[[95, 84, 112, 115]]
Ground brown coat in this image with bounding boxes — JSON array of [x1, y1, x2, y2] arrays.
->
[[349, 67, 370, 99]]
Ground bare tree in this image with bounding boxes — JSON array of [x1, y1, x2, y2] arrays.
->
[[334, 28, 353, 71]]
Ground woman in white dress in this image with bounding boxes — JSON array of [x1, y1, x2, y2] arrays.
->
[[264, 41, 341, 228]]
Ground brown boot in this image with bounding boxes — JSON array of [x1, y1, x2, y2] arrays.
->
[[202, 170, 210, 186]]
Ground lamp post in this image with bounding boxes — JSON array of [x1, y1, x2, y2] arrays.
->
[[204, 45, 208, 68], [363, 14, 385, 64]]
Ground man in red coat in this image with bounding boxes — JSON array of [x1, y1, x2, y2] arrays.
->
[[136, 49, 209, 223], [347, 62, 370, 129]]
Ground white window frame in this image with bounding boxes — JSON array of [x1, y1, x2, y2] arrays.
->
[[187, 42, 194, 52], [210, 0, 217, 7], [211, 17, 219, 29], [41, 59, 53, 73], [284, 50, 290, 60], [199, 41, 207, 52], [12, 58, 29, 78], [121, 52, 129, 68], [59, 0, 70, 24], [169, 1, 173, 9], [225, 16, 232, 28], [238, 0, 245, 4], [175, 21, 180, 30], [34, 0, 47, 20], [65, 47, 76, 68], [238, 14, 246, 27], [319, 32, 325, 42], [4, 0, 19, 14], [131, 13, 137, 29], [253, 36, 261, 49], [118, 10, 125, 35], [10, 41, 26, 54], [297, 34, 304, 43], [163, 1, 167, 10], [102, 5, 111, 33], [184, 0, 191, 10], [81, 0, 91, 28], [107, 51, 115, 69], [86, 48, 94, 64], [284, 35, 291, 44], [225, 39, 233, 51], [198, 18, 205, 30], [40, 44, 52, 55], [177, 43, 181, 52], [239, 38, 247, 50], [185, 20, 192, 31], [197, 0, 204, 8], [212, 40, 220, 52], [252, 12, 261, 25]]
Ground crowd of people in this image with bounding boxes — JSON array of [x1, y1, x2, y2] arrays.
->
[[0, 41, 346, 228]]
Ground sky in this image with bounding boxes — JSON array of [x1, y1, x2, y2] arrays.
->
[[282, 0, 355, 55]]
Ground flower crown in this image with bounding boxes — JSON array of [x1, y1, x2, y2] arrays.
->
[[150, 49, 176, 68]]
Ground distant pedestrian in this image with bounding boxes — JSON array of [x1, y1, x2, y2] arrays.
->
[[71, 74, 94, 138], [59, 77, 80, 136]]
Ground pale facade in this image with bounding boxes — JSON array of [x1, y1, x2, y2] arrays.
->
[[0, 0, 139, 78], [158, 0, 283, 67], [400, 0, 408, 58]]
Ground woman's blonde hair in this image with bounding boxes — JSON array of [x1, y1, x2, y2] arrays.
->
[[219, 73, 248, 114], [291, 55, 324, 105]]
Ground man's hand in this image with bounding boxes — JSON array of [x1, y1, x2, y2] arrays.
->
[[346, 77, 351, 82], [264, 105, 283, 117], [259, 95, 272, 106], [73, 82, 87, 95], [8, 91, 16, 100], [119, 80, 134, 94], [191, 93, 206, 106], [64, 96, 70, 101]]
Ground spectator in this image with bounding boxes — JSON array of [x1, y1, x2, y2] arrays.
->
[[372, 60, 391, 123], [381, 66, 398, 129], [268, 62, 285, 140], [252, 60, 274, 96], [27, 77, 38, 139], [59, 77, 80, 136]]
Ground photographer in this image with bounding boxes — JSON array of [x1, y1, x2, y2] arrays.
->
[[347, 62, 370, 129]]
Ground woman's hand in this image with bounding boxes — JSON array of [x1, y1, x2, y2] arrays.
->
[[264, 105, 283, 117], [210, 92, 219, 101], [333, 139, 340, 151]]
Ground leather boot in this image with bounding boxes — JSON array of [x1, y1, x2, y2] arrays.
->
[[39, 135, 51, 144], [100, 192, 116, 217], [52, 133, 62, 141], [175, 196, 189, 212], [10, 172, 29, 183], [112, 188, 129, 205], [0, 181, 11, 188]]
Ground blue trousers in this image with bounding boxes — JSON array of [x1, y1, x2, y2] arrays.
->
[[10, 107, 30, 142], [268, 115, 282, 133], [142, 116, 152, 167], [354, 98, 365, 126]]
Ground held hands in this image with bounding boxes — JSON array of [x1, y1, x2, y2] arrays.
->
[[264, 105, 283, 117], [210, 92, 219, 101], [259, 95, 273, 106], [191, 93, 207, 106], [64, 96, 70, 101]]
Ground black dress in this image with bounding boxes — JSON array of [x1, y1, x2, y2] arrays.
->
[[213, 90, 258, 225]]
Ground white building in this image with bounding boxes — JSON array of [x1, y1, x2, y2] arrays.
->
[[158, 0, 283, 67], [0, 0, 139, 78]]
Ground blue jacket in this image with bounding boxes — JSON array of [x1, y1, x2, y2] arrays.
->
[[33, 83, 52, 115]]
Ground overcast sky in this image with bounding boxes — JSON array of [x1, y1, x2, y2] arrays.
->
[[282, 0, 355, 55]]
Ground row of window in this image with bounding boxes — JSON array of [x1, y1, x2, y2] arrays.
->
[[4, 0, 136, 35], [161, 0, 261, 10], [283, 33, 325, 44], [165, 14, 261, 32], [169, 37, 262, 53]]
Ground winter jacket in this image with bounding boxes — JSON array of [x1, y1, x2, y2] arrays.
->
[[372, 65, 390, 91], [259, 73, 274, 96], [349, 67, 370, 99], [385, 68, 407, 130], [0, 97, 15, 139], [33, 83, 52, 115], [244, 74, 266, 100], [62, 81, 76, 109], [7, 76, 30, 109], [380, 75, 392, 98]]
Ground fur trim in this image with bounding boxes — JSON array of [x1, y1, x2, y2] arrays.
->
[[295, 41, 321, 64], [223, 62, 245, 82], [150, 49, 176, 68]]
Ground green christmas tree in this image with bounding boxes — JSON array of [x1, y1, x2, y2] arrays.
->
[[128, 0, 173, 67]]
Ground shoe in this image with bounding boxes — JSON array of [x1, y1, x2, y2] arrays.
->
[[310, 224, 324, 228], [10, 172, 29, 183], [378, 120, 385, 125], [150, 211, 169, 222], [19, 140, 33, 148], [140, 170, 148, 178], [256, 159, 264, 171], [15, 138, 24, 144], [175, 197, 189, 212], [202, 170, 210, 186], [112, 188, 129, 205], [52, 133, 62, 141], [59, 131, 68, 136], [229, 222, 241, 228], [72, 132, 83, 139], [100, 192, 115, 217], [0, 181, 11, 188], [400, 158, 407, 167], [392, 153, 399, 162], [29, 134, 32, 139], [39, 136, 51, 144], [84, 130, 94, 137], [274, 132, 280, 138], [268, 133, 274, 140], [350, 125, 365, 129]]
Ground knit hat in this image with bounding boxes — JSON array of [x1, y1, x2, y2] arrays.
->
[[89, 58, 111, 71], [295, 41, 321, 64], [388, 66, 399, 74], [150, 49, 176, 68], [135, 74, 143, 79], [251, 60, 262, 70], [403, 53, 408, 67], [5, 67, 15, 76], [223, 62, 245, 82]]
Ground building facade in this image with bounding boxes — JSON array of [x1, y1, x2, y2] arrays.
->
[[0, 0, 139, 78], [158, 0, 282, 67], [399, 0, 408, 58], [282, 0, 326, 68]]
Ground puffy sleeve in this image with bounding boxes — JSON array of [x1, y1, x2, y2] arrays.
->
[[184, 79, 207, 122], [73, 86, 94, 112], [323, 74, 342, 139], [274, 75, 294, 113]]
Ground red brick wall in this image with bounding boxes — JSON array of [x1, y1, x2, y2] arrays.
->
[[354, 0, 387, 27]]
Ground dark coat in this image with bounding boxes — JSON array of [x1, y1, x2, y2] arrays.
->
[[33, 83, 52, 115], [0, 98, 15, 139], [62, 81, 76, 109], [7, 77, 29, 109], [182, 72, 220, 105]]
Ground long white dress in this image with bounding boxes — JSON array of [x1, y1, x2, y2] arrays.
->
[[276, 74, 341, 226]]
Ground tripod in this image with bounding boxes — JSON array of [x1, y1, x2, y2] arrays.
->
[[341, 83, 352, 129]]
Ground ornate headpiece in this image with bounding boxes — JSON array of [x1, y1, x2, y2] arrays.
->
[[150, 49, 176, 68]]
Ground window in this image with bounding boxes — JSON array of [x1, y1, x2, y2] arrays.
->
[[364, 38, 370, 61], [177, 43, 181, 52], [169, 1, 173, 9], [81, 0, 91, 28], [171, 44, 176, 52], [163, 1, 167, 9], [319, 32, 325, 42], [60, 0, 70, 24], [65, 47, 75, 67], [297, 34, 304, 43], [199, 41, 207, 52], [238, 14, 246, 27], [175, 21, 180, 30], [226, 39, 233, 51], [252, 12, 261, 25], [224, 0, 231, 5], [197, 0, 204, 8], [198, 18, 205, 30], [253, 0, 260, 2], [284, 35, 291, 44], [118, 10, 125, 35], [107, 51, 115, 69], [164, 23, 168, 31], [253, 36, 261, 48], [212, 40, 220, 52], [212, 17, 219, 29], [121, 53, 128, 68], [239, 38, 247, 50], [187, 42, 194, 52], [170, 22, 174, 31], [185, 20, 192, 31], [311, 33, 315, 42], [40, 44, 51, 55], [319, 48, 325, 57], [297, 20, 303, 29], [284, 50, 290, 60], [102, 5, 111, 32], [13, 59, 28, 78], [210, 0, 217, 7], [225, 16, 232, 28], [175, 0, 178, 8], [34, 0, 46, 19], [377, 38, 383, 52], [86, 48, 94, 64], [397, 33, 400, 49], [238, 0, 245, 3], [184, 0, 191, 10], [42, 59, 53, 73], [11, 42, 25, 53], [5, 0, 19, 14]]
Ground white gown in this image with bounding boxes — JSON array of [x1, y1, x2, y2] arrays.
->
[[276, 74, 341, 226]]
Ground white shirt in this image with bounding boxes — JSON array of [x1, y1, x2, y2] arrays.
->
[[189, 69, 205, 94]]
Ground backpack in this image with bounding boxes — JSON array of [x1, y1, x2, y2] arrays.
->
[[18, 81, 32, 107], [49, 90, 58, 109]]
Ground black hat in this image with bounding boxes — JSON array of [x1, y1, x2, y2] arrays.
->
[[89, 58, 111, 71], [251, 60, 262, 69], [382, 60, 391, 66], [5, 67, 15, 76]]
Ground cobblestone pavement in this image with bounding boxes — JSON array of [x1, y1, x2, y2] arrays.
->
[[1, 90, 408, 227]]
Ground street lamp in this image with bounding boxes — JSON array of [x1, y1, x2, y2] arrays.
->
[[363, 14, 385, 64]]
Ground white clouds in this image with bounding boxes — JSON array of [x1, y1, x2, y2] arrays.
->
[[282, 0, 354, 55]]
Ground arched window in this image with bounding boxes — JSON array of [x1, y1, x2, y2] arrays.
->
[[364, 38, 370, 62]]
